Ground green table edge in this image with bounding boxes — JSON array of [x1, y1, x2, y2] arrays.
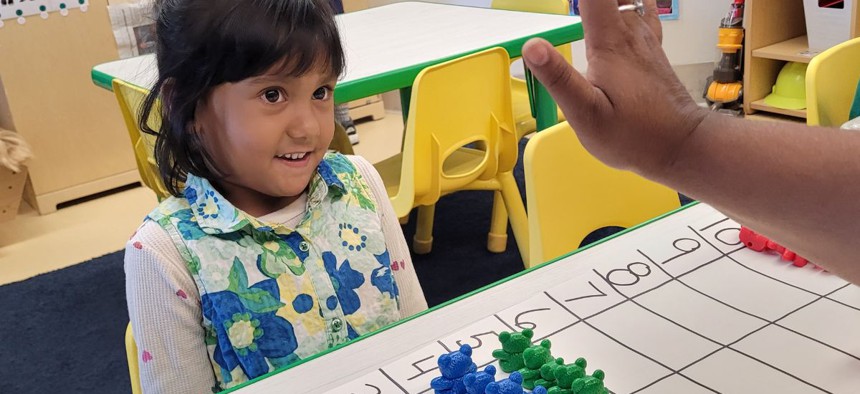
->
[[90, 22, 584, 105], [220, 199, 700, 394]]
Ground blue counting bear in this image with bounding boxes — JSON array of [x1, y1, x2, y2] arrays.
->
[[485, 371, 548, 394], [463, 365, 497, 394], [431, 344, 478, 394]]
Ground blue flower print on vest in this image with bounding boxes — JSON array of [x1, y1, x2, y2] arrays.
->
[[202, 259, 298, 382], [322, 252, 365, 315], [371, 250, 399, 300]]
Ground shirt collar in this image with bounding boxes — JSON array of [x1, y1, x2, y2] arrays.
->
[[184, 154, 346, 234]]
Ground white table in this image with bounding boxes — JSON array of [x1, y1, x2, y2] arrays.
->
[[92, 2, 582, 129], [226, 202, 860, 393]]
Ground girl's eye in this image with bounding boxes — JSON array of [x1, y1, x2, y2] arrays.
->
[[262, 89, 284, 103], [312, 86, 332, 101]]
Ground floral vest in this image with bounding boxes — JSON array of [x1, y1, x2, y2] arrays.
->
[[148, 153, 401, 390]]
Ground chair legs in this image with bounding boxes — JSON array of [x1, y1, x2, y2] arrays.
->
[[413, 204, 435, 254], [498, 172, 530, 267], [410, 177, 528, 266], [488, 191, 509, 253]]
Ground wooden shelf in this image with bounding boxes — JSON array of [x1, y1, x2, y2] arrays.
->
[[752, 35, 820, 63], [750, 99, 807, 118], [744, 112, 805, 123]]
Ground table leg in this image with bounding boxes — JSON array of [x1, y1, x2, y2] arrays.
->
[[399, 87, 412, 123], [525, 65, 559, 131]]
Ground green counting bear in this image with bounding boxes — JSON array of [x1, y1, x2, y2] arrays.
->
[[533, 357, 566, 390], [492, 329, 534, 373], [571, 370, 608, 394], [547, 358, 588, 394], [518, 339, 554, 390]]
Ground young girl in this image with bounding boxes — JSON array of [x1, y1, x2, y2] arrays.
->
[[124, 0, 427, 392]]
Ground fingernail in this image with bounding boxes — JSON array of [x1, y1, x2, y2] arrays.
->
[[524, 40, 549, 66]]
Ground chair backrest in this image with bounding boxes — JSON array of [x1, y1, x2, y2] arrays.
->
[[389, 47, 517, 215], [125, 323, 142, 394], [490, 0, 573, 63], [112, 79, 171, 200], [807, 37, 860, 127], [524, 122, 681, 264]]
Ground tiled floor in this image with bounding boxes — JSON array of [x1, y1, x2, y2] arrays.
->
[[0, 112, 404, 285]]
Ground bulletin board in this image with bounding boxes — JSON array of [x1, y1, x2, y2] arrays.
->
[[0, 0, 89, 27]]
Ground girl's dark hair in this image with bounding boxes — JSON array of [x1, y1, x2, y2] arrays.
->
[[139, 0, 345, 196]]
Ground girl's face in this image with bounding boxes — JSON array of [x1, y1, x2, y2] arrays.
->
[[195, 65, 336, 216]]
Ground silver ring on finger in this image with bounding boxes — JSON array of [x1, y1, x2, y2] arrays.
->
[[618, 0, 645, 16]]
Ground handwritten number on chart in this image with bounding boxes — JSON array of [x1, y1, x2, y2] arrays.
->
[[514, 308, 551, 330], [455, 331, 500, 350], [715, 227, 742, 247], [602, 262, 652, 286], [406, 355, 439, 380], [565, 281, 607, 303], [352, 384, 382, 394], [659, 238, 701, 265]]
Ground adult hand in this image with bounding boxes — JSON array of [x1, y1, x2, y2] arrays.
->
[[522, 0, 709, 178]]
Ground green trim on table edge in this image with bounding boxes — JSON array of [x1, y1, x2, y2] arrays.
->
[[91, 68, 115, 92], [219, 200, 700, 393]]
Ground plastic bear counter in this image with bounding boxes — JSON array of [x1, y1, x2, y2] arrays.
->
[[225, 203, 860, 393]]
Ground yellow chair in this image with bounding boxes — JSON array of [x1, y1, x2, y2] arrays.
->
[[807, 37, 860, 127], [113, 79, 172, 200], [374, 47, 530, 264], [491, 0, 571, 138], [126, 323, 142, 394], [524, 122, 681, 267]]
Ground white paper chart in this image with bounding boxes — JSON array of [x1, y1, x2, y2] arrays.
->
[[0, 0, 88, 25], [321, 204, 860, 394]]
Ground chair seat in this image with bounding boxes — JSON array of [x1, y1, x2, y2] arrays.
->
[[375, 147, 488, 200]]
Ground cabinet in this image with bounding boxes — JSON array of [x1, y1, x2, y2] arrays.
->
[[347, 94, 386, 122], [0, 0, 138, 214], [743, 0, 860, 120]]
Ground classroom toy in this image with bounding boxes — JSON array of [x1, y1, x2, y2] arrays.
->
[[518, 339, 554, 389], [570, 370, 607, 394], [485, 371, 547, 394], [546, 358, 589, 394], [462, 365, 496, 394], [431, 344, 478, 394], [739, 226, 820, 268], [492, 329, 534, 373], [534, 357, 566, 390]]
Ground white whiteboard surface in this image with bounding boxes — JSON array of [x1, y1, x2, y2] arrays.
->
[[236, 203, 860, 393]]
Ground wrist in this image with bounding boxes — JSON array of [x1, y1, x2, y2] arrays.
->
[[651, 106, 714, 182]]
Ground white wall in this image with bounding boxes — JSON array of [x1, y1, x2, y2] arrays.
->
[[661, 0, 729, 65]]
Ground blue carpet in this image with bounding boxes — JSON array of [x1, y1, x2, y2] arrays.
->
[[0, 139, 692, 393]]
